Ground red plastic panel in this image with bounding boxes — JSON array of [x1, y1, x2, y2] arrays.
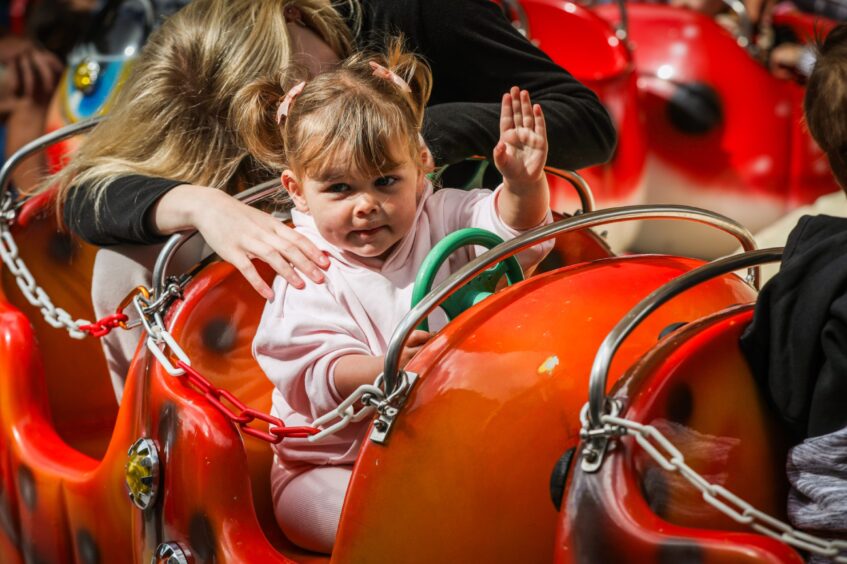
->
[[336, 256, 755, 562], [557, 307, 803, 563]]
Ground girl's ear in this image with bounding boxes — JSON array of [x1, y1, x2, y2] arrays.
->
[[419, 134, 435, 174], [281, 170, 309, 212]]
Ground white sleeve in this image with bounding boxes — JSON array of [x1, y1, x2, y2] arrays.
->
[[435, 186, 554, 272]]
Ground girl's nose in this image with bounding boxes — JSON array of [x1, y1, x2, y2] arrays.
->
[[354, 192, 380, 216]]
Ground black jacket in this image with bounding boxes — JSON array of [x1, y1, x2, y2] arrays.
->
[[740, 214, 847, 444], [63, 0, 616, 245]]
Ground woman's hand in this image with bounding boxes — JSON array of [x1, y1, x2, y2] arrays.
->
[[153, 185, 330, 300], [493, 86, 548, 189]]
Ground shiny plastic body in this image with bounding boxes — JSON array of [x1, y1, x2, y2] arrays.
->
[[592, 4, 838, 255], [557, 306, 802, 563]]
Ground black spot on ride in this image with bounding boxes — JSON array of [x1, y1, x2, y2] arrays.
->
[[202, 318, 238, 353], [666, 82, 722, 135], [76, 529, 100, 564], [16, 466, 36, 510], [189, 513, 217, 562]]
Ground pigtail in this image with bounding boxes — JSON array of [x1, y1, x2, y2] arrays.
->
[[382, 36, 433, 127], [231, 74, 293, 173]]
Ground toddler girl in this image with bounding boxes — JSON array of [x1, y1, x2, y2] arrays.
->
[[243, 44, 554, 553]]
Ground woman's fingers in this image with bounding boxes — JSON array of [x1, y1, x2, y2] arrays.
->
[[266, 236, 323, 286], [232, 256, 275, 300], [253, 242, 307, 290], [275, 222, 330, 275]]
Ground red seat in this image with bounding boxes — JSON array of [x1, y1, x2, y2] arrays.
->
[[557, 306, 802, 562]]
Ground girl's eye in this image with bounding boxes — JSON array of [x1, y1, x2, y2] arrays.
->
[[375, 176, 398, 187], [327, 183, 351, 194]]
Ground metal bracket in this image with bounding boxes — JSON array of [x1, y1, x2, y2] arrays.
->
[[579, 399, 623, 473], [369, 371, 419, 445]]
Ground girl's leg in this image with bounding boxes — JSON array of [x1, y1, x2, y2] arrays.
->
[[272, 464, 353, 554]]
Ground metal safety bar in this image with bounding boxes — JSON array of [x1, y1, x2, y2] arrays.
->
[[545, 167, 595, 213], [0, 117, 104, 199], [585, 247, 782, 431], [381, 204, 760, 400]]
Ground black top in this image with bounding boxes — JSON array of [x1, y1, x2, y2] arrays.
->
[[64, 0, 616, 245], [739, 214, 847, 444]]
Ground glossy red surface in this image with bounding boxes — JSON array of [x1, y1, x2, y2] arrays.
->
[[518, 0, 647, 219], [557, 307, 803, 563], [592, 4, 838, 240], [335, 256, 754, 562]]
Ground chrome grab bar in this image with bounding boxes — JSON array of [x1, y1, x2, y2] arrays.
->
[[585, 247, 782, 429], [381, 204, 759, 396]]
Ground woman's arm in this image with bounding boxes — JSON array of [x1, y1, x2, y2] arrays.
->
[[63, 176, 330, 298], [415, 0, 616, 169]]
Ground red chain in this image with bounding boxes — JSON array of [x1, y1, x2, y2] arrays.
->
[[78, 313, 129, 338], [176, 360, 319, 443]]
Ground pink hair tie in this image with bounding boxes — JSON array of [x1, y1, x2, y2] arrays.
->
[[276, 81, 306, 124], [369, 62, 411, 94]]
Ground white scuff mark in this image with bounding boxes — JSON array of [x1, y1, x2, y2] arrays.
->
[[537, 355, 560, 376]]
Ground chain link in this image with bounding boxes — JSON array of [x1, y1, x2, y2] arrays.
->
[[597, 413, 847, 562], [308, 383, 385, 442], [177, 361, 319, 443], [0, 207, 139, 339], [0, 223, 93, 339]]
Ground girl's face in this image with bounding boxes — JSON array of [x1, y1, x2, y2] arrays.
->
[[282, 146, 426, 261]]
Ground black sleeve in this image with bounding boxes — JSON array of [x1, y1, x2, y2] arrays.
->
[[417, 0, 617, 170], [63, 175, 184, 246]]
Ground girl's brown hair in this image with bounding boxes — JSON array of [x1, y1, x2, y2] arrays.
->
[[50, 0, 357, 223], [235, 38, 433, 181], [805, 24, 847, 189]]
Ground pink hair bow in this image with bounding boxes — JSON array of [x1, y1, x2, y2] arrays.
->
[[276, 81, 306, 124], [369, 62, 411, 94]]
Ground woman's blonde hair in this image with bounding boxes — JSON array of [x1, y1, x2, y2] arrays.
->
[[52, 0, 356, 223], [235, 38, 432, 181]]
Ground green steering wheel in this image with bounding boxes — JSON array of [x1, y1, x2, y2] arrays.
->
[[411, 228, 524, 331]]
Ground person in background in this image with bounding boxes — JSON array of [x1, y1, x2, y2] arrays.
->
[[1, 0, 97, 191], [739, 24, 847, 557]]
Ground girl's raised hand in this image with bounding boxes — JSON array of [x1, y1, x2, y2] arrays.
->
[[493, 87, 548, 188]]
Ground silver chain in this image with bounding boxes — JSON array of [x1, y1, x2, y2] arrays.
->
[[597, 413, 847, 562], [0, 221, 91, 339], [307, 382, 385, 442]]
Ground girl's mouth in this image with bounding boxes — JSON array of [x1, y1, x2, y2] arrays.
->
[[353, 226, 385, 238]]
